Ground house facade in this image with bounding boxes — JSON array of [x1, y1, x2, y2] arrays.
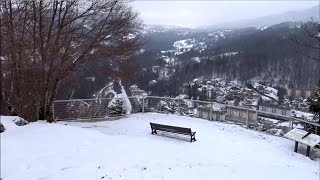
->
[[287, 89, 313, 98], [197, 106, 226, 121], [258, 103, 291, 116], [225, 105, 258, 125]]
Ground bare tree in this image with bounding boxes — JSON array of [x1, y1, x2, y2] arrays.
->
[[0, 0, 143, 121]]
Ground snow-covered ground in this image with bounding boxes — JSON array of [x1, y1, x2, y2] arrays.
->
[[1, 113, 319, 180], [173, 39, 195, 50], [218, 52, 239, 57], [292, 110, 315, 121]]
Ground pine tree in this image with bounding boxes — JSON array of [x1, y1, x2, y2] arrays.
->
[[109, 99, 126, 115], [307, 81, 320, 123]]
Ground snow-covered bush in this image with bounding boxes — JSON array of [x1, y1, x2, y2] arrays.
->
[[13, 117, 29, 126], [108, 99, 127, 116]]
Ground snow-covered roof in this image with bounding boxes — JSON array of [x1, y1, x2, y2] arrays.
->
[[259, 103, 291, 110]]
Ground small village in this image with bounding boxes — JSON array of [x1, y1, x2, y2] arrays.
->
[[127, 79, 318, 137]]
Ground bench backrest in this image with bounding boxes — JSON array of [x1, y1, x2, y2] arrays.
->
[[150, 122, 192, 134]]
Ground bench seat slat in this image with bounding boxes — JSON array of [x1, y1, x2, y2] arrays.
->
[[155, 127, 190, 132], [156, 128, 190, 135], [151, 123, 190, 131]]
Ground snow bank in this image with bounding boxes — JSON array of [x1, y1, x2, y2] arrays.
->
[[1, 116, 28, 131], [173, 39, 195, 50], [1, 114, 319, 180], [292, 110, 315, 121]]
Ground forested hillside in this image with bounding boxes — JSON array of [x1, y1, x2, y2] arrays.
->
[[54, 21, 319, 100], [131, 22, 319, 97]]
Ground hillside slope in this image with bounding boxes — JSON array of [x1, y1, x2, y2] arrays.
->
[[1, 114, 319, 180]]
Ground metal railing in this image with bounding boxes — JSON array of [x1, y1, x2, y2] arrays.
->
[[53, 96, 320, 135], [53, 97, 143, 120]]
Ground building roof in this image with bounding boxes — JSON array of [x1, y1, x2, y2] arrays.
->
[[226, 105, 257, 112], [197, 106, 226, 113], [259, 103, 291, 110]]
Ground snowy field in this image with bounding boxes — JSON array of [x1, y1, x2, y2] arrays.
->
[[1, 113, 320, 180]]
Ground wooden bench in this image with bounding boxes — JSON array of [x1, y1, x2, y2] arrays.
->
[[150, 122, 196, 142], [284, 128, 320, 157]]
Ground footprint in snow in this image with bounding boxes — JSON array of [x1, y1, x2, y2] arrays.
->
[[61, 166, 72, 171]]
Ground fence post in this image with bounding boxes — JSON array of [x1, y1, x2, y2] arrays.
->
[[210, 102, 213, 121], [317, 116, 320, 134], [142, 96, 145, 113], [52, 102, 55, 121], [289, 119, 293, 129], [178, 97, 181, 115], [246, 109, 249, 128]]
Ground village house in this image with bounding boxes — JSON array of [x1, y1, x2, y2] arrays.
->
[[197, 106, 226, 121], [258, 103, 291, 116], [225, 105, 258, 125], [287, 88, 313, 98], [256, 85, 268, 94], [242, 104, 257, 110]]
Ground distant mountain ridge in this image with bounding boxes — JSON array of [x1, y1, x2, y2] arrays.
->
[[200, 5, 319, 30], [56, 5, 320, 99], [131, 21, 319, 97], [142, 5, 319, 31]]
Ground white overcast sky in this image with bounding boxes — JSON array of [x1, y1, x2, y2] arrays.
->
[[131, 1, 319, 27]]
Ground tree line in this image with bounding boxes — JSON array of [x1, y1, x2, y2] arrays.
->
[[0, 0, 142, 121]]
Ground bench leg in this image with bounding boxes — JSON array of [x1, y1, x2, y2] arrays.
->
[[294, 141, 298, 152], [190, 134, 196, 142], [151, 129, 157, 134], [306, 146, 311, 157]]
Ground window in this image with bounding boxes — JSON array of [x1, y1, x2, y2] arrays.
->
[[272, 108, 276, 113], [282, 109, 286, 115], [239, 111, 243, 117]]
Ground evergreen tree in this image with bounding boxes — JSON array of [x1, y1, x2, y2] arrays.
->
[[109, 99, 126, 115], [307, 81, 320, 123]]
